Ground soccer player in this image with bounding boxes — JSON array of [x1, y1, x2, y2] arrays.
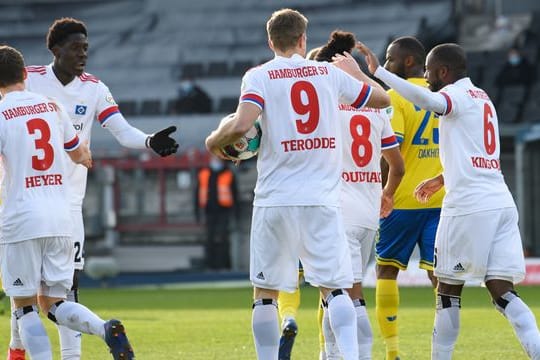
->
[[7, 17, 178, 360], [0, 45, 134, 360], [315, 31, 404, 360], [205, 9, 390, 360], [376, 36, 443, 360], [350, 41, 540, 359]]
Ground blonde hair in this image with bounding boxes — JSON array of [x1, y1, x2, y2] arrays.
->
[[266, 8, 308, 52]]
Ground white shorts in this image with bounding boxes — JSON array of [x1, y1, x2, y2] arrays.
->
[[0, 237, 74, 298], [250, 206, 354, 292], [72, 208, 85, 270], [434, 207, 525, 284], [345, 225, 376, 283]]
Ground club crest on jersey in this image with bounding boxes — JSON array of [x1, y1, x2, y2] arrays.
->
[[75, 105, 87, 115]]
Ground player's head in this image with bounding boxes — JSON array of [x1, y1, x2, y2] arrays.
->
[[384, 36, 425, 79], [266, 9, 308, 56], [306, 46, 321, 60], [425, 43, 467, 91], [0, 45, 26, 89], [47, 17, 88, 77], [315, 30, 356, 62]]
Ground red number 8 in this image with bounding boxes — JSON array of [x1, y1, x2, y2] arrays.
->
[[350, 114, 373, 167]]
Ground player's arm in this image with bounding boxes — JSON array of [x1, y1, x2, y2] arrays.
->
[[380, 146, 404, 218], [205, 102, 261, 159], [103, 113, 178, 157], [355, 42, 448, 115], [331, 52, 390, 109], [414, 174, 444, 204]]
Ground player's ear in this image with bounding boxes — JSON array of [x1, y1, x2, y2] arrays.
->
[[268, 38, 274, 52], [404, 55, 415, 67], [22, 68, 27, 81]]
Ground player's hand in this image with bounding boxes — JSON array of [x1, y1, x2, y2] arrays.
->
[[355, 42, 379, 74], [205, 133, 231, 161], [76, 141, 93, 169], [148, 126, 179, 157], [331, 51, 363, 74], [380, 190, 394, 218], [414, 176, 444, 204]]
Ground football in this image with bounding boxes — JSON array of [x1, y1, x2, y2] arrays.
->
[[219, 113, 262, 160]]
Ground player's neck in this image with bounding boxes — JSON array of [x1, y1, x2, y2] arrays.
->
[[275, 48, 304, 58], [0, 83, 25, 97], [52, 64, 76, 86]]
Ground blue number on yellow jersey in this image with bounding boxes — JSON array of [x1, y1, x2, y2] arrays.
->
[[388, 78, 444, 209]]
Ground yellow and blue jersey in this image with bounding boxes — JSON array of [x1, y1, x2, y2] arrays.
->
[[388, 78, 444, 209]]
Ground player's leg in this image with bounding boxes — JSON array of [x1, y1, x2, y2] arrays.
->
[[277, 265, 302, 360], [250, 206, 300, 359], [487, 279, 540, 359], [2, 240, 53, 359], [432, 280, 463, 360], [302, 206, 357, 360], [419, 209, 441, 289], [56, 209, 84, 360], [8, 297, 26, 360], [486, 208, 540, 358], [376, 210, 419, 360], [39, 236, 134, 359]]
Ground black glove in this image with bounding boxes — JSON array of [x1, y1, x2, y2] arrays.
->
[[147, 126, 179, 157]]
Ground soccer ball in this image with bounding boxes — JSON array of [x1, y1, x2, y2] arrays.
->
[[219, 113, 262, 161]]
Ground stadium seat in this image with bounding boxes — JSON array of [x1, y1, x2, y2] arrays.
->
[[230, 60, 253, 76], [117, 100, 138, 116], [206, 61, 229, 77], [139, 99, 162, 115], [217, 97, 239, 113], [182, 62, 205, 78]]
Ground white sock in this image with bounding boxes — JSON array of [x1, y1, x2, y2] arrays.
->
[[58, 290, 82, 360], [354, 300, 373, 360], [10, 307, 25, 350], [51, 301, 105, 338], [498, 292, 540, 359], [322, 306, 340, 359], [327, 291, 359, 360], [15, 307, 52, 360], [432, 294, 460, 360], [252, 299, 280, 360]]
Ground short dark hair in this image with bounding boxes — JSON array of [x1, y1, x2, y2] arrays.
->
[[391, 36, 426, 65], [0, 45, 25, 87], [47, 17, 87, 50], [316, 30, 356, 62], [430, 43, 467, 76]]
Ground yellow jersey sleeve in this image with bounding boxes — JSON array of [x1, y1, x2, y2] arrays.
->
[[388, 78, 444, 209]]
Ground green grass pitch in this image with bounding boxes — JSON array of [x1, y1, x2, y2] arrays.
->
[[1, 285, 539, 359]]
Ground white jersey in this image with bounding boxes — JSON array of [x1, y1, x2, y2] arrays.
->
[[438, 78, 515, 216], [0, 90, 79, 244], [25, 65, 121, 208], [340, 106, 398, 229], [241, 54, 373, 206]]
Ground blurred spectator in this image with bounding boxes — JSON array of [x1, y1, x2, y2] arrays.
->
[[194, 155, 239, 270], [494, 47, 536, 120], [175, 77, 212, 113]]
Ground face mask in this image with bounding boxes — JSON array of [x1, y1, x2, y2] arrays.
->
[[180, 81, 194, 93], [209, 159, 224, 171], [508, 54, 521, 66]]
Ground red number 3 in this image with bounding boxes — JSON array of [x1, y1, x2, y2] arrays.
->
[[291, 81, 320, 134], [483, 103, 496, 155], [26, 118, 54, 171], [350, 114, 373, 167]]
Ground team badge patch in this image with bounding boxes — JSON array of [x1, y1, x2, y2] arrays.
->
[[75, 105, 87, 115], [105, 94, 117, 105]]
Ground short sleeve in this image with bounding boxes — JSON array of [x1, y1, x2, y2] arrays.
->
[[95, 81, 121, 125], [381, 112, 399, 150], [333, 66, 372, 109], [56, 102, 79, 150], [239, 69, 265, 110]]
